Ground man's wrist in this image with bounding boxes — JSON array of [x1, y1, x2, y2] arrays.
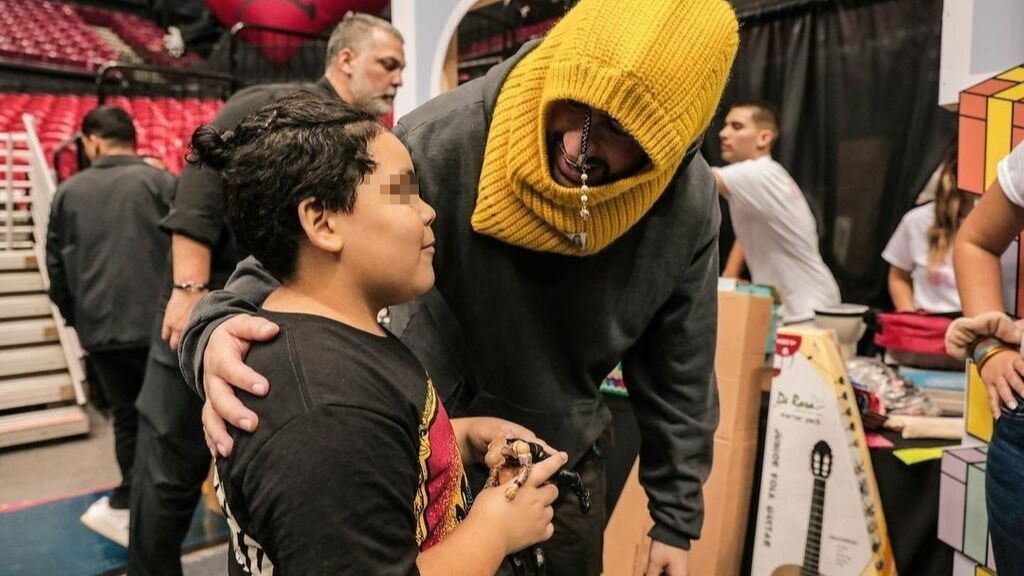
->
[[648, 523, 692, 550], [173, 280, 209, 293]]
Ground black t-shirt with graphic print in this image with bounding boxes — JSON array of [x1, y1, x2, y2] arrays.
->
[[215, 310, 469, 576]]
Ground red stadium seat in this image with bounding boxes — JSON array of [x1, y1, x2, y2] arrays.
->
[[0, 91, 222, 175]]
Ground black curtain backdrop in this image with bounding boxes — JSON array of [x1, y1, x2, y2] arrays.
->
[[705, 0, 957, 309]]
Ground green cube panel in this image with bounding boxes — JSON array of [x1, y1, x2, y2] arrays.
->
[[963, 463, 989, 564]]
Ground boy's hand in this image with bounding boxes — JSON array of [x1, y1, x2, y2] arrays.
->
[[470, 451, 566, 555], [454, 417, 555, 464], [201, 314, 279, 456]]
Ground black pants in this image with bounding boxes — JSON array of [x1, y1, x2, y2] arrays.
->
[[127, 355, 210, 576], [493, 437, 609, 576], [87, 347, 149, 508]]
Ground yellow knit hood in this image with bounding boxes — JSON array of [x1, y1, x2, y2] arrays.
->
[[472, 0, 739, 255]]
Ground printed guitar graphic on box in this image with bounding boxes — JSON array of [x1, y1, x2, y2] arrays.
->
[[752, 327, 896, 576], [771, 441, 833, 576]]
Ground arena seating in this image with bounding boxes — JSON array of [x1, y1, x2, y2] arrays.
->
[[0, 0, 201, 73], [76, 5, 204, 70], [460, 18, 558, 61], [0, 0, 118, 71], [0, 93, 222, 177]]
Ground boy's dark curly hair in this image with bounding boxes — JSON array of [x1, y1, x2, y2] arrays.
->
[[188, 91, 382, 280]]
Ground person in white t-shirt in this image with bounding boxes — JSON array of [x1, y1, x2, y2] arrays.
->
[[712, 101, 841, 323], [883, 148, 1018, 313], [944, 140, 1024, 575]]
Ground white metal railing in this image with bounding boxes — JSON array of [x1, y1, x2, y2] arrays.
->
[[21, 114, 87, 405], [3, 131, 15, 250]]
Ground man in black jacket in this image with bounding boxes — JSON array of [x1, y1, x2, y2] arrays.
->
[[127, 12, 405, 576], [46, 105, 175, 546]]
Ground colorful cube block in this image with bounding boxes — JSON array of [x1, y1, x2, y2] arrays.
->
[[939, 447, 997, 571], [944, 62, 1019, 566], [966, 362, 994, 443], [959, 65, 1024, 195]]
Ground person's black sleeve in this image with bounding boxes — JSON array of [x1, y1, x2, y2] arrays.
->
[[621, 181, 721, 551], [160, 87, 280, 245], [241, 405, 422, 575], [178, 256, 280, 396], [45, 187, 74, 325], [154, 171, 176, 215]]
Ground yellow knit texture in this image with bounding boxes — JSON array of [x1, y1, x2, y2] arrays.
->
[[472, 0, 739, 255]]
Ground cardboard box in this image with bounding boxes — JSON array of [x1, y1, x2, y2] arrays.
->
[[691, 433, 761, 576], [715, 291, 775, 439], [602, 290, 773, 576], [603, 461, 652, 576]]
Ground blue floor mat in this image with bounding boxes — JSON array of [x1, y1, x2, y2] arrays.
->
[[0, 489, 227, 576]]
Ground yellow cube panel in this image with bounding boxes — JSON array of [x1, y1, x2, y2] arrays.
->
[[966, 362, 994, 443], [997, 66, 1024, 82]]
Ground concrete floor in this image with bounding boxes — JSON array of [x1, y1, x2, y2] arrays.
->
[[0, 404, 228, 575], [0, 404, 120, 508], [181, 543, 229, 576]]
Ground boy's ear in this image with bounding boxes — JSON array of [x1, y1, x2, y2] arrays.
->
[[297, 198, 344, 253]]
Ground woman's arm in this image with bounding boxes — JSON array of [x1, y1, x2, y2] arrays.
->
[[887, 266, 916, 312], [955, 182, 1024, 315], [954, 179, 1024, 412]]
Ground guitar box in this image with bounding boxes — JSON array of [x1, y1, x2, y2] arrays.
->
[[750, 327, 896, 576], [603, 290, 774, 576]]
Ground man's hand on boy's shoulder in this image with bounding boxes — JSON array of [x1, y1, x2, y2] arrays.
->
[[194, 317, 561, 467], [201, 313, 280, 457]]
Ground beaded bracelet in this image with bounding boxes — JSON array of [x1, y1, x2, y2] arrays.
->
[[971, 338, 1001, 363], [975, 343, 1014, 372], [967, 337, 999, 361], [172, 280, 209, 293]]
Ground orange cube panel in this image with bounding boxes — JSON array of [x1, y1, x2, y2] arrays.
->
[[959, 65, 1024, 195]]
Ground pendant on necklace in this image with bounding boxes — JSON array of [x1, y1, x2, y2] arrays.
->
[[575, 171, 589, 249], [572, 108, 594, 251], [579, 173, 590, 221]]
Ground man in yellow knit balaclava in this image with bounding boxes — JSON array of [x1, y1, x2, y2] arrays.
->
[[181, 1, 739, 575]]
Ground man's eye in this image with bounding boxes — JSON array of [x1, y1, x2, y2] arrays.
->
[[608, 117, 629, 138]]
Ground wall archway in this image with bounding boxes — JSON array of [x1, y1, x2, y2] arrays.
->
[[390, 0, 481, 119]]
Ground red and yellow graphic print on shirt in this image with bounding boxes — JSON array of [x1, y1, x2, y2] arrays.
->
[[413, 378, 470, 550]]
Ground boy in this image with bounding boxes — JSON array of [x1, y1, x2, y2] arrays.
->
[[189, 91, 564, 574]]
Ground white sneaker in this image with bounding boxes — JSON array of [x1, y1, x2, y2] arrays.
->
[[80, 496, 130, 547]]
